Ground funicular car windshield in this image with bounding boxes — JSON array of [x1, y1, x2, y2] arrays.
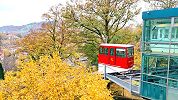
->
[[116, 48, 126, 57], [128, 47, 134, 57]]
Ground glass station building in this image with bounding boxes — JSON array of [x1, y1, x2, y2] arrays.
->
[[141, 8, 178, 100]]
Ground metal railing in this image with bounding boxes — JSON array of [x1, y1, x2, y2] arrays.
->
[[103, 65, 141, 95]]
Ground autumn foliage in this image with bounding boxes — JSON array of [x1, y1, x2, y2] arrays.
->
[[0, 53, 112, 100], [17, 31, 55, 60]]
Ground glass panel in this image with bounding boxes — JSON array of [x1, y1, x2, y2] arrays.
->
[[152, 28, 158, 39], [168, 17, 178, 100], [148, 56, 168, 77], [168, 57, 178, 89], [116, 48, 126, 57], [99, 47, 103, 54], [143, 18, 178, 52], [142, 19, 178, 55], [168, 87, 178, 100], [144, 43, 178, 55], [142, 55, 168, 86], [128, 47, 134, 57], [104, 48, 108, 55], [110, 48, 114, 56], [143, 55, 149, 73], [144, 19, 171, 42], [144, 20, 151, 42], [160, 29, 163, 38], [175, 18, 178, 24], [176, 29, 178, 38], [172, 28, 176, 38], [165, 29, 169, 38], [172, 18, 178, 42], [168, 79, 178, 88]]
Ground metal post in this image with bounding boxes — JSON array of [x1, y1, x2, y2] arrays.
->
[[123, 88, 124, 96], [130, 76, 132, 93], [166, 17, 175, 100], [104, 65, 106, 80]]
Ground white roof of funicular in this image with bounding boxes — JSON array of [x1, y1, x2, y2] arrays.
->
[[100, 43, 134, 47]]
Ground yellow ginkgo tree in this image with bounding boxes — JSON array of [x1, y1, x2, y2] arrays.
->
[[0, 53, 112, 100]]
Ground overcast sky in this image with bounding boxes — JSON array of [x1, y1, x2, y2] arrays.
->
[[0, 0, 148, 27], [0, 0, 66, 27]]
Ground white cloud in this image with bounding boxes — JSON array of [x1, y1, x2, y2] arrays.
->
[[0, 0, 66, 26], [129, 1, 150, 25]]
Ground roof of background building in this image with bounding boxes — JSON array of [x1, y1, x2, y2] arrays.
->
[[142, 8, 178, 20]]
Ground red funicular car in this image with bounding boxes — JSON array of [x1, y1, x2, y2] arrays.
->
[[98, 44, 134, 73]]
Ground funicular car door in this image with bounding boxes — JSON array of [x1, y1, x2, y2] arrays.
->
[[103, 47, 109, 64], [98, 46, 104, 63], [115, 47, 127, 68], [127, 47, 134, 68], [98, 46, 109, 64], [109, 47, 116, 66]]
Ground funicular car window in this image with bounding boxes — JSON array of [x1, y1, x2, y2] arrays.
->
[[116, 48, 126, 57], [110, 48, 114, 56], [99, 47, 103, 54], [104, 48, 108, 55], [128, 47, 134, 57]]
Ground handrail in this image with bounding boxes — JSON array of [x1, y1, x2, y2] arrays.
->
[[105, 73, 140, 94], [142, 73, 178, 82]]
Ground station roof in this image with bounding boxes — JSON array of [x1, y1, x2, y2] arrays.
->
[[100, 44, 134, 47], [142, 8, 178, 20]]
